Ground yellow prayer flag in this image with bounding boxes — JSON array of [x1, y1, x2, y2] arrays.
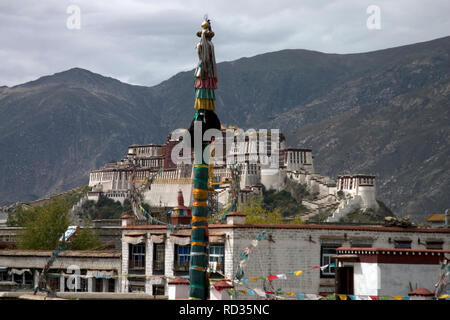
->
[[392, 296, 403, 300], [294, 270, 303, 276], [249, 277, 259, 281], [439, 294, 449, 299], [238, 290, 247, 295], [285, 292, 295, 296], [338, 294, 347, 300]]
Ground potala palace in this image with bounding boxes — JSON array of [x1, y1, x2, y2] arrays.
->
[[88, 127, 378, 222]]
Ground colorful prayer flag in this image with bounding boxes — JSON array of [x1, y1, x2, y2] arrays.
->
[[296, 293, 305, 300], [320, 265, 329, 271], [254, 288, 266, 297]]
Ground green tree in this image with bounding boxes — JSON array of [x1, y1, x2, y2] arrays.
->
[[261, 186, 309, 217], [69, 224, 102, 250], [78, 194, 125, 220], [17, 198, 72, 250], [240, 196, 284, 224], [15, 195, 102, 250], [7, 205, 31, 227], [288, 215, 306, 225]]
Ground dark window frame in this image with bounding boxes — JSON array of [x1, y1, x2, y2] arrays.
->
[[152, 243, 165, 274], [174, 244, 191, 274], [320, 245, 339, 278], [152, 284, 165, 296], [208, 243, 225, 277], [394, 240, 412, 249], [129, 243, 146, 270], [425, 241, 444, 250]]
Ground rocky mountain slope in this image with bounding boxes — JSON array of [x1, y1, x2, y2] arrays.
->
[[0, 36, 449, 222]]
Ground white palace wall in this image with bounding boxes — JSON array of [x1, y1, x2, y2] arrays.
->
[[144, 182, 193, 208]]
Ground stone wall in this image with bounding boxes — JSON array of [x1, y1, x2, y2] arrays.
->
[[121, 224, 450, 296]]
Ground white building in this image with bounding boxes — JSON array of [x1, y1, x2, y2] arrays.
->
[[335, 247, 450, 297], [88, 127, 379, 222], [337, 174, 378, 210], [120, 212, 450, 297], [0, 250, 121, 293]]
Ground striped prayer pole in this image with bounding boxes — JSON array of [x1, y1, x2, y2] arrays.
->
[[189, 162, 210, 299], [188, 17, 221, 300]]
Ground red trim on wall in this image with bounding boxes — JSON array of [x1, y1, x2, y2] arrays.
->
[[337, 247, 450, 265], [122, 224, 450, 234]]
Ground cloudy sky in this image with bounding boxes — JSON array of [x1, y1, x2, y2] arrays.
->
[[0, 0, 449, 87]]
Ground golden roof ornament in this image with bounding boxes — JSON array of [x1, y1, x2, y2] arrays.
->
[[201, 20, 210, 30], [197, 16, 215, 39]]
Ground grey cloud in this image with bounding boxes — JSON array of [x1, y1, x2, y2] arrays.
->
[[0, 0, 449, 87]]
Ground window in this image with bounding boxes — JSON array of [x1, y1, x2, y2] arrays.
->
[[108, 279, 115, 292], [394, 240, 412, 249], [351, 241, 373, 248], [320, 247, 338, 278], [64, 270, 88, 292], [426, 241, 443, 250], [78, 277, 88, 292], [209, 244, 225, 276], [0, 268, 8, 281], [129, 282, 145, 293], [129, 243, 146, 270], [24, 271, 33, 286], [95, 279, 103, 292], [153, 243, 165, 274], [153, 284, 165, 296], [174, 245, 190, 272]]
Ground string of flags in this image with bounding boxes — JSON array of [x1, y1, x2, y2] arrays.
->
[[216, 276, 449, 300], [235, 229, 267, 281], [233, 228, 334, 285], [128, 168, 196, 231], [98, 273, 449, 300], [235, 263, 335, 285], [222, 288, 450, 300], [219, 259, 450, 300], [222, 289, 425, 300]]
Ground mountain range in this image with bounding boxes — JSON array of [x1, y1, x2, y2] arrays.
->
[[0, 36, 449, 222]]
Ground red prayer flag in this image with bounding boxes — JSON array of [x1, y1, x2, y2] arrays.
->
[[370, 296, 379, 300], [312, 266, 320, 269], [267, 275, 278, 281]]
